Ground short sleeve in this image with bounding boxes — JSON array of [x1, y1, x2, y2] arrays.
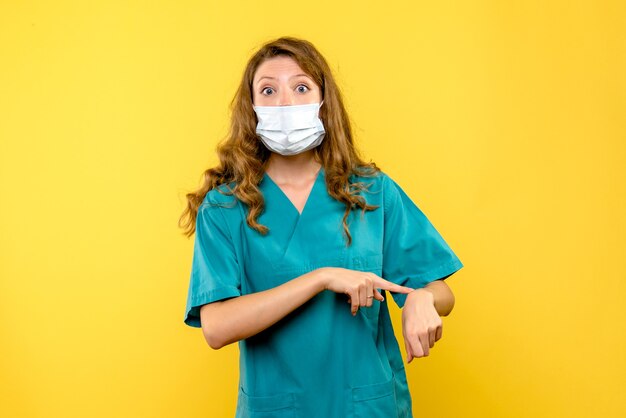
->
[[183, 199, 242, 328], [381, 174, 464, 308]]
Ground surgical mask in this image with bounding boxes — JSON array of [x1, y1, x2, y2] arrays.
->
[[253, 101, 325, 156]]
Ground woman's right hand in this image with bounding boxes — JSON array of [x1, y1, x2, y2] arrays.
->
[[316, 267, 415, 316]]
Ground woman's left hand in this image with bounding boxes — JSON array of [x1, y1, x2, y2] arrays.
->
[[401, 288, 443, 363]]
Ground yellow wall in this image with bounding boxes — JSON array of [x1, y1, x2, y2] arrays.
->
[[1, 1, 624, 417]]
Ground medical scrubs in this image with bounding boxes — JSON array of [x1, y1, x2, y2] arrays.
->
[[184, 167, 463, 418]]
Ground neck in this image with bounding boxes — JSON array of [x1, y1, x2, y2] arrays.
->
[[264, 150, 322, 183]]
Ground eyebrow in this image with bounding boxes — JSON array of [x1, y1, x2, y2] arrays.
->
[[255, 73, 312, 85]]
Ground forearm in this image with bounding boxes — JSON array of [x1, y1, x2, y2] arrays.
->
[[406, 279, 455, 316], [200, 269, 327, 349]]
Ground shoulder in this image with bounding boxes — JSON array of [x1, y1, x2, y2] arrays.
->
[[200, 181, 239, 208], [347, 168, 409, 212], [349, 168, 389, 188], [349, 168, 401, 199], [197, 181, 241, 224], [195, 182, 242, 238]]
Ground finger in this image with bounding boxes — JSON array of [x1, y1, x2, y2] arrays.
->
[[407, 332, 424, 360], [366, 280, 374, 307], [435, 323, 443, 342], [374, 288, 384, 302], [389, 284, 416, 294], [429, 326, 437, 348], [359, 282, 367, 309], [351, 289, 359, 316], [375, 279, 415, 294], [419, 331, 430, 356], [404, 336, 413, 364]]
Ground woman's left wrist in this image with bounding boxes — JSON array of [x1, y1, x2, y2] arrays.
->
[[407, 288, 435, 304]]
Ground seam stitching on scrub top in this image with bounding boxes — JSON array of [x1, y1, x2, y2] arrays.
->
[[382, 173, 393, 213], [210, 197, 235, 247], [202, 194, 241, 269]]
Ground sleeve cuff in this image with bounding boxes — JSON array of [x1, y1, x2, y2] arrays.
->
[[184, 286, 241, 328], [391, 258, 464, 309]]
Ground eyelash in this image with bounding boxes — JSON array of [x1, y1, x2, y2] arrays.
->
[[261, 84, 310, 95]]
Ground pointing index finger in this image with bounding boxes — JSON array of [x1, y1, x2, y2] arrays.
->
[[374, 279, 415, 294]]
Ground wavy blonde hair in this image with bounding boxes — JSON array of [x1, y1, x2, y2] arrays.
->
[[178, 36, 381, 246]]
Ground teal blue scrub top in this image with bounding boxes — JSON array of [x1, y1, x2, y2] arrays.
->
[[184, 167, 463, 418]]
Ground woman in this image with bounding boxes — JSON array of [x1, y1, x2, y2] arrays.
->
[[179, 36, 463, 418]]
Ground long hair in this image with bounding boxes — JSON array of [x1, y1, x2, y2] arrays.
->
[[178, 36, 381, 246]]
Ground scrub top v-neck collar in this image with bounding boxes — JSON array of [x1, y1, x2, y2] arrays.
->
[[262, 166, 325, 218]]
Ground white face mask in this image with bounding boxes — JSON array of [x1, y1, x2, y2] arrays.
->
[[253, 101, 325, 156]]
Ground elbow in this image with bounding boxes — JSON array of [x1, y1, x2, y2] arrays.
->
[[200, 302, 227, 350], [442, 290, 456, 317], [437, 278, 455, 317], [203, 329, 225, 350], [199, 300, 240, 349]]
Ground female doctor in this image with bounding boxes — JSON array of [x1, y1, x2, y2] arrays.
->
[[180, 36, 463, 418]]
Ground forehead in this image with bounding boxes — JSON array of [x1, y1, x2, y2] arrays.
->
[[253, 56, 311, 83]]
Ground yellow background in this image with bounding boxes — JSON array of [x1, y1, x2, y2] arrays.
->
[[1, 1, 624, 417]]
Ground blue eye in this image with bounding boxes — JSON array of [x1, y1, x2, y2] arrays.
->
[[296, 84, 309, 93], [262, 87, 274, 95]]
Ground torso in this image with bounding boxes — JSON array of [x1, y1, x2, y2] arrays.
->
[[202, 168, 415, 417]]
